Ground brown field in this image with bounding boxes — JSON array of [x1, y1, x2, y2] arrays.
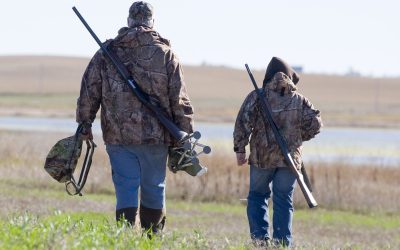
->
[[1, 56, 400, 248], [1, 130, 399, 213], [1, 56, 400, 127], [1, 130, 399, 249]]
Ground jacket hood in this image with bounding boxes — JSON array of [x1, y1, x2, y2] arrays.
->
[[111, 26, 170, 48], [263, 57, 299, 87], [265, 72, 297, 95]]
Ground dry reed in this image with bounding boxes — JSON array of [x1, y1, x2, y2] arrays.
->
[[0, 130, 398, 213]]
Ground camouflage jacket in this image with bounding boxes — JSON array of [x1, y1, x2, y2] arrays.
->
[[76, 26, 194, 145], [233, 72, 322, 170]]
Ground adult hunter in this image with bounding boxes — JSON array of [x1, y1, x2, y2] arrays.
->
[[233, 57, 322, 247], [76, 1, 194, 233]]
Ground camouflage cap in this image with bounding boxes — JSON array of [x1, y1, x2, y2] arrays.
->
[[128, 1, 154, 28], [44, 135, 83, 183]]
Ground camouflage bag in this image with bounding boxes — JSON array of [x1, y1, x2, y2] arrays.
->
[[44, 125, 96, 195]]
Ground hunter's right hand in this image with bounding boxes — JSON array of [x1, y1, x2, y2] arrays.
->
[[80, 127, 93, 141], [236, 152, 247, 166]]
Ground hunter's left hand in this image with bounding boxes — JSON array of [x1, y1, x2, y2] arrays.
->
[[80, 127, 93, 141], [236, 152, 247, 166]]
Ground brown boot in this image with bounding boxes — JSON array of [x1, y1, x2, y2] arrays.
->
[[116, 207, 138, 226], [139, 205, 166, 236]]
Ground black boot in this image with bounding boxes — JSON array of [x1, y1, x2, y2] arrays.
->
[[116, 207, 138, 226], [139, 205, 166, 236]]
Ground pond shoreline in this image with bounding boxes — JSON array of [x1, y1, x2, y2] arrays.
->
[[1, 116, 399, 167]]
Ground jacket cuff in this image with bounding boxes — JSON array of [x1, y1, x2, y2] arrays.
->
[[233, 146, 245, 153], [79, 121, 92, 129]]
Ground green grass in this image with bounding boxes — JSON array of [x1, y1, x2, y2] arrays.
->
[[10, 179, 400, 229], [0, 212, 247, 250], [295, 209, 400, 230], [1, 205, 399, 249], [0, 156, 399, 248]]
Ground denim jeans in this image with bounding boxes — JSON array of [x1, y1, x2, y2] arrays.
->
[[106, 144, 168, 210], [247, 165, 297, 247]]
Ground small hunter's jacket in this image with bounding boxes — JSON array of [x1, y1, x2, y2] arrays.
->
[[76, 26, 194, 145], [233, 72, 322, 170]]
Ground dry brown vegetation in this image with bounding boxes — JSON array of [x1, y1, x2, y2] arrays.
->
[[1, 130, 399, 214], [1, 56, 400, 127], [171, 153, 400, 213], [1, 130, 399, 249]]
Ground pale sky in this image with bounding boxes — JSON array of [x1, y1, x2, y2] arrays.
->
[[0, 0, 399, 76]]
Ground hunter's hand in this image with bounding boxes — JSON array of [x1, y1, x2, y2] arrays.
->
[[80, 127, 93, 141], [236, 152, 247, 166]]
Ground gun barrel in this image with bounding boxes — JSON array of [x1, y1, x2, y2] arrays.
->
[[72, 7, 103, 48]]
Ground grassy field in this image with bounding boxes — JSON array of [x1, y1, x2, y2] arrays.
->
[[0, 129, 399, 249], [1, 56, 400, 127], [1, 55, 399, 248], [1, 179, 399, 249], [1, 130, 399, 213]]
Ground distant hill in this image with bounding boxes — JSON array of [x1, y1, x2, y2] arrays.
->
[[1, 56, 399, 127], [0, 56, 87, 93]]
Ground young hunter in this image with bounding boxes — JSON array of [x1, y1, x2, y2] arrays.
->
[[76, 1, 194, 233], [233, 57, 322, 247]]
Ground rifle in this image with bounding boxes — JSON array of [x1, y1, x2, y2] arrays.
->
[[72, 7, 210, 176], [245, 64, 318, 208]]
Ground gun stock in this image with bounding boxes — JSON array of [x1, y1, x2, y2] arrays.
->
[[245, 64, 317, 208]]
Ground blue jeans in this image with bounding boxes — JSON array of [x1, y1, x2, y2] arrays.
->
[[247, 165, 297, 247], [106, 144, 168, 210]]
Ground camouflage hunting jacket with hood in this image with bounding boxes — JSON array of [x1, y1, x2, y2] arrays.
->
[[76, 26, 194, 145], [233, 72, 322, 170]]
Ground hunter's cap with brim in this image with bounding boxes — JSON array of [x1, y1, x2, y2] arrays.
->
[[263, 57, 300, 86], [128, 1, 154, 27]]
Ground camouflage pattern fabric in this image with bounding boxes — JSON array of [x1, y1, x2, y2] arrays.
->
[[233, 72, 322, 170], [44, 135, 83, 183], [76, 25, 194, 145]]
